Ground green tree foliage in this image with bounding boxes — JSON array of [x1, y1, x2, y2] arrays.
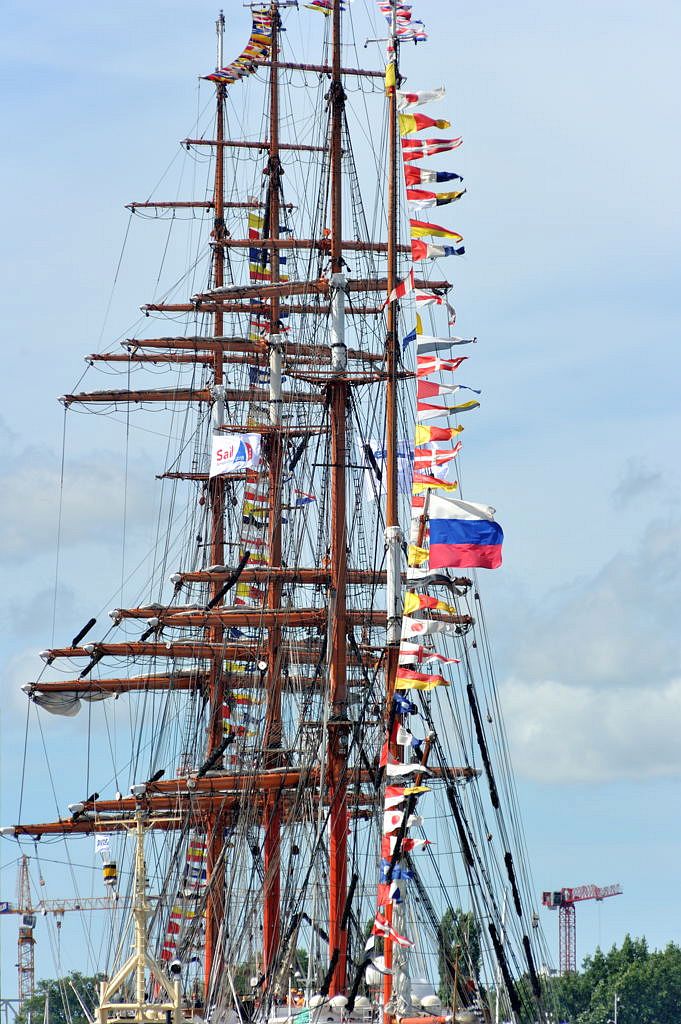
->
[[17, 972, 102, 1024], [437, 908, 481, 1004], [547, 935, 681, 1024]]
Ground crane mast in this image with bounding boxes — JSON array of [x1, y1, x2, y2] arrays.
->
[[543, 883, 623, 973]]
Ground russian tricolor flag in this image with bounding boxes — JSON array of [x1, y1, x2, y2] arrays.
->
[[428, 494, 503, 570]]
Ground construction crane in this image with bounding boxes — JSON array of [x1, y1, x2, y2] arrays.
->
[[542, 883, 622, 973], [0, 855, 123, 1007]]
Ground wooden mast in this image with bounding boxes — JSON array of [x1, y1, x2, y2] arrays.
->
[[383, 5, 401, 1012], [263, 0, 284, 981], [204, 9, 227, 997], [327, 0, 349, 996]]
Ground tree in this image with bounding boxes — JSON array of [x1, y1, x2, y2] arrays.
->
[[545, 935, 681, 1024], [437, 908, 481, 1005], [17, 973, 102, 1024]]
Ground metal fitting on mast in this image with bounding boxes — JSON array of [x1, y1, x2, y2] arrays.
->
[[385, 525, 403, 645], [329, 273, 347, 373], [268, 334, 284, 425]]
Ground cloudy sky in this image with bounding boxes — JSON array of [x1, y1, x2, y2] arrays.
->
[[1, 0, 680, 995]]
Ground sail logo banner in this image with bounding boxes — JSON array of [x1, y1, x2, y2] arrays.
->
[[210, 433, 262, 478]]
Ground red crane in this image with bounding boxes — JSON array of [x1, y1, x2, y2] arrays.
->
[[542, 883, 622, 973]]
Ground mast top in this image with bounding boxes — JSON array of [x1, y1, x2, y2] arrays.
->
[[216, 10, 225, 71]]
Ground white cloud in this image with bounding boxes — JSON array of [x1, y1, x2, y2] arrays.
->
[[0, 441, 155, 564], [510, 519, 680, 691], [500, 518, 681, 782], [611, 457, 663, 506], [502, 676, 681, 783]]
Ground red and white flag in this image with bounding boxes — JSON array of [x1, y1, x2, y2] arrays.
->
[[416, 355, 468, 377], [386, 267, 414, 305], [413, 442, 462, 470], [372, 913, 415, 948]]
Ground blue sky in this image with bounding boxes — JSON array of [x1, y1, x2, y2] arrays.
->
[[1, 0, 680, 997]]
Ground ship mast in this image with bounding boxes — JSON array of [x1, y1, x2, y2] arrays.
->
[[383, 4, 401, 1011], [326, 0, 350, 996], [204, 7, 227, 994], [263, 0, 284, 981]]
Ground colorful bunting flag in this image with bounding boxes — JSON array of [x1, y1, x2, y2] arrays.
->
[[372, 913, 414, 948], [398, 641, 460, 666], [403, 592, 457, 616], [408, 188, 466, 209], [414, 424, 464, 444], [399, 113, 451, 136], [396, 87, 446, 111], [401, 616, 459, 637], [387, 267, 415, 305], [410, 219, 463, 241], [407, 543, 429, 567], [395, 667, 449, 691], [401, 138, 463, 162], [404, 166, 463, 186], [411, 240, 465, 260], [417, 336, 477, 353], [413, 442, 462, 470], [416, 356, 468, 377]]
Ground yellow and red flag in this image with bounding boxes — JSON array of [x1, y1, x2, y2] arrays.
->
[[395, 668, 449, 691]]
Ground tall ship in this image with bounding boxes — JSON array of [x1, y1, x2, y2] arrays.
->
[[2, 4, 554, 1023]]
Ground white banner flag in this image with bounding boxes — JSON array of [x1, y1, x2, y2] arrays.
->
[[209, 433, 262, 478], [95, 835, 111, 857]]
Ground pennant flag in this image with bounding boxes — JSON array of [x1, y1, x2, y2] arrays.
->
[[411, 240, 465, 260], [417, 399, 462, 421], [404, 784, 432, 796], [428, 494, 503, 570], [406, 568, 468, 594], [396, 723, 422, 748], [204, 10, 273, 84], [383, 809, 405, 834], [413, 442, 462, 470], [294, 490, 316, 507], [403, 593, 457, 616], [380, 859, 415, 883], [398, 641, 460, 666], [407, 544, 429, 567], [384, 785, 407, 809], [402, 326, 417, 351], [395, 667, 449, 691], [414, 290, 446, 307], [372, 913, 414, 948], [401, 616, 460, 638], [418, 378, 477, 399], [416, 356, 467, 377], [417, 335, 477, 354], [414, 424, 464, 444], [401, 138, 463, 162], [404, 165, 463, 186], [373, 913, 414, 947], [412, 474, 459, 495], [393, 693, 416, 715], [387, 267, 415, 305], [386, 759, 432, 778], [399, 113, 451, 136], [396, 87, 445, 111], [410, 219, 463, 241], [210, 433, 262, 477], [408, 188, 466, 209]]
